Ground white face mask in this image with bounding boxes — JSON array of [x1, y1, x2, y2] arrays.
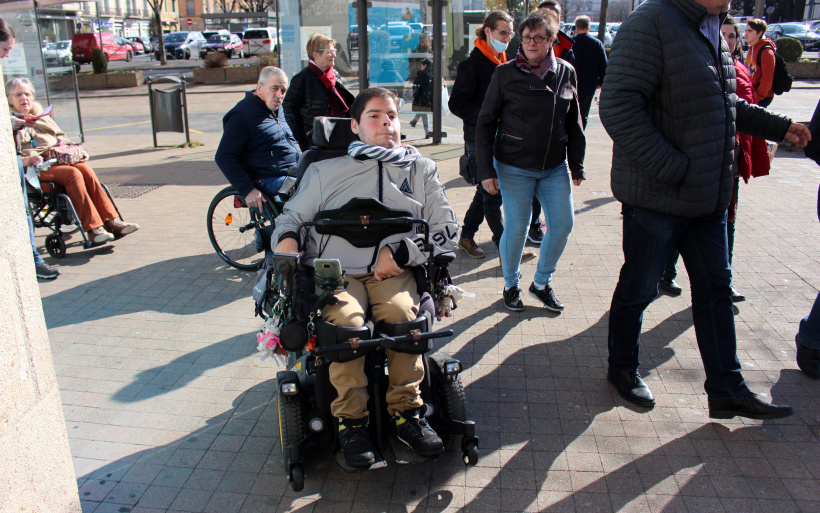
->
[[489, 34, 508, 54]]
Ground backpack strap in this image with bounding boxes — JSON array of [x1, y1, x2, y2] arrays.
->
[[756, 42, 775, 69]]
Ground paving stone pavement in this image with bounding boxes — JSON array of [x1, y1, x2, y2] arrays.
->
[[36, 89, 820, 513]]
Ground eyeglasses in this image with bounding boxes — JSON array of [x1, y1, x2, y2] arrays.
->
[[521, 35, 549, 44], [492, 28, 512, 37], [317, 47, 337, 54]]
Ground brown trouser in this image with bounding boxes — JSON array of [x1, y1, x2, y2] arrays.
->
[[323, 270, 423, 420], [39, 163, 117, 232]]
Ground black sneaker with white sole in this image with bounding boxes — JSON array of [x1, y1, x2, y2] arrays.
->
[[35, 262, 61, 280], [503, 286, 524, 311], [527, 225, 544, 244], [394, 408, 443, 457], [529, 283, 564, 312]]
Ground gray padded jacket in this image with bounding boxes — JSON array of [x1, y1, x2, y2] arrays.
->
[[271, 154, 459, 275], [599, 0, 792, 217]]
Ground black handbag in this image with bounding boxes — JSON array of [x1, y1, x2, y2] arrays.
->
[[459, 151, 478, 186]]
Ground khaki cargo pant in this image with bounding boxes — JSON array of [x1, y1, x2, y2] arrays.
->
[[323, 270, 423, 420]]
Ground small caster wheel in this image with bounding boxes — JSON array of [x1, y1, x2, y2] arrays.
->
[[289, 464, 304, 492], [45, 234, 66, 258], [462, 440, 479, 466]]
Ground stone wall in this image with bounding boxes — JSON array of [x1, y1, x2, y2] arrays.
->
[[0, 64, 81, 512]]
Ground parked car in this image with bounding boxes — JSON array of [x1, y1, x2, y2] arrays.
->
[[157, 31, 207, 60], [43, 40, 72, 67], [243, 27, 279, 56], [118, 36, 142, 54], [562, 23, 575, 37], [127, 36, 152, 53], [767, 23, 820, 51], [202, 29, 230, 40], [348, 24, 373, 53], [200, 33, 244, 58], [72, 32, 133, 64], [382, 23, 412, 52]]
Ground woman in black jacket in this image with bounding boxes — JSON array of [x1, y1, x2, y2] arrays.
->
[[449, 11, 537, 263], [283, 34, 355, 150], [475, 11, 585, 313]]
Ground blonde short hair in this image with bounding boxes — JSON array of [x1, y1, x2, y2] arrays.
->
[[306, 33, 336, 59]]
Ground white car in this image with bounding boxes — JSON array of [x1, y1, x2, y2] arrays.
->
[[243, 27, 279, 56], [44, 40, 72, 67]]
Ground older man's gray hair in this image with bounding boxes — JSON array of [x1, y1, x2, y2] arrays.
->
[[258, 66, 287, 86]]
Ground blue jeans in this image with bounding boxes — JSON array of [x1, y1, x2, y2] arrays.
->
[[257, 175, 287, 197], [18, 157, 44, 265], [495, 159, 574, 290], [799, 183, 820, 349], [608, 205, 749, 400]]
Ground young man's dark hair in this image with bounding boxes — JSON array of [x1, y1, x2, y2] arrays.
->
[[349, 87, 399, 123], [747, 18, 767, 35]]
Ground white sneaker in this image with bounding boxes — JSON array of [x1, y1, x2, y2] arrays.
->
[[87, 226, 114, 243]]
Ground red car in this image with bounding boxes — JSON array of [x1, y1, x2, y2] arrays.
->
[[125, 37, 145, 54], [200, 34, 244, 59]]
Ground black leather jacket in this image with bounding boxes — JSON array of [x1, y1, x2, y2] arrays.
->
[[283, 65, 355, 150], [475, 58, 585, 182]]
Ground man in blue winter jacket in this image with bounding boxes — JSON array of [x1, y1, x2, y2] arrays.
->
[[215, 66, 301, 211]]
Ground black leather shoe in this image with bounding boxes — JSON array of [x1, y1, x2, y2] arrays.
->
[[730, 287, 746, 303], [607, 370, 655, 407], [658, 278, 682, 296], [708, 393, 793, 420], [796, 334, 820, 379]]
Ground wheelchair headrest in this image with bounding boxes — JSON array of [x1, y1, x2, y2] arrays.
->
[[312, 117, 358, 150]]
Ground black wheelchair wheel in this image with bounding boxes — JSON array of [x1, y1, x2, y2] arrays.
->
[[45, 234, 66, 259], [277, 391, 305, 476], [207, 186, 269, 271], [462, 440, 479, 466], [427, 355, 469, 450], [289, 464, 305, 492]]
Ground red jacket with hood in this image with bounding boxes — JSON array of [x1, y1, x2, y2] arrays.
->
[[735, 61, 770, 180]]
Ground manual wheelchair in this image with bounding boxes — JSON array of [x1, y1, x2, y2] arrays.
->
[[253, 118, 478, 492], [25, 159, 124, 258]]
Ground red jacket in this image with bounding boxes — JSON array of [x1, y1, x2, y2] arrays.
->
[[735, 61, 770, 181]]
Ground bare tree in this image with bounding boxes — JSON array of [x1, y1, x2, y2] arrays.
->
[[216, 0, 240, 13], [598, 0, 609, 42], [239, 0, 276, 12], [608, 0, 632, 22], [146, 0, 167, 65]]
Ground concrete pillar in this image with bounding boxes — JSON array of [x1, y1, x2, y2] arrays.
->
[[0, 68, 81, 511]]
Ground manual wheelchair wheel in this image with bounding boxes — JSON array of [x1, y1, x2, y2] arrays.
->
[[45, 234, 66, 259], [462, 440, 479, 466], [207, 186, 271, 271]]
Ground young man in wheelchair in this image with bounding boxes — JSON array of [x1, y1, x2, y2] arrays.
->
[[271, 88, 459, 468]]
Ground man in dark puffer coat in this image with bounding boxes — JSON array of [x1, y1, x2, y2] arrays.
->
[[599, 0, 811, 420]]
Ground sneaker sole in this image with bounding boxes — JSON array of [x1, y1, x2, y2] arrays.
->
[[527, 235, 543, 244], [503, 301, 524, 312], [528, 289, 563, 312], [36, 273, 60, 280], [458, 244, 486, 259]]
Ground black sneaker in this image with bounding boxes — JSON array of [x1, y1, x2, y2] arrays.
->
[[503, 286, 524, 311], [394, 408, 443, 457], [338, 417, 376, 468], [35, 262, 61, 280], [527, 225, 544, 244], [528, 283, 564, 312]]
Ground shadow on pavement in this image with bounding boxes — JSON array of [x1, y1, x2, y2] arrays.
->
[[42, 253, 253, 329]]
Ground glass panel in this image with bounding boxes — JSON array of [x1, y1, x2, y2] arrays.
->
[[278, 0, 359, 97], [0, 4, 84, 143]]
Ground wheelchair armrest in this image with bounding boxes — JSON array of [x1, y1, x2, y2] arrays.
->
[[434, 251, 456, 265]]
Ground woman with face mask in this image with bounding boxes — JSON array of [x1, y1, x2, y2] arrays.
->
[[448, 11, 536, 264]]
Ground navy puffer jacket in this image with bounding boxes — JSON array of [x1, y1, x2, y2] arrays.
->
[[600, 0, 791, 217]]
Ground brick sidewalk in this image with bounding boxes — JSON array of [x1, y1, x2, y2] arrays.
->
[[38, 96, 820, 512]]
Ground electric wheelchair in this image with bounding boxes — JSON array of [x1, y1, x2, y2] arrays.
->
[[254, 118, 479, 492], [25, 159, 123, 258]]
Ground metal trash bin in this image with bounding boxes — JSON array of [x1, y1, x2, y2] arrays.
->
[[147, 76, 191, 147]]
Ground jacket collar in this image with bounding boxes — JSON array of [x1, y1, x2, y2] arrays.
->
[[666, 0, 720, 25]]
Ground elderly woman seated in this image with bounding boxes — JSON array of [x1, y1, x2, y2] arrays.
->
[[8, 77, 138, 243]]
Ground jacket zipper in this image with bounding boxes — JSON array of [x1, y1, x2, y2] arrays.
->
[[542, 87, 557, 169]]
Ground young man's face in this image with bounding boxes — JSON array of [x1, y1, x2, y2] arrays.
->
[[745, 26, 763, 45], [351, 96, 401, 149]]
